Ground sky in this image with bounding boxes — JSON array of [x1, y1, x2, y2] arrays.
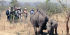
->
[[2, 0, 70, 4], [3, 0, 46, 2]]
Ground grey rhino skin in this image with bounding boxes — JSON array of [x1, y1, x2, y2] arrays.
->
[[47, 19, 58, 35], [30, 11, 49, 35]]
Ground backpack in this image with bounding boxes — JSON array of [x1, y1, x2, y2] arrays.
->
[[6, 10, 9, 15]]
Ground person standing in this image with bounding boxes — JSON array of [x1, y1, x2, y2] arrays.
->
[[36, 9, 39, 12], [30, 8, 35, 15], [18, 7, 22, 19], [24, 8, 28, 22], [10, 7, 15, 23], [6, 7, 11, 21], [15, 7, 19, 18]]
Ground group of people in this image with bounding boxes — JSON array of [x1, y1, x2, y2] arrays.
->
[[6, 7, 22, 23], [6, 6, 39, 23]]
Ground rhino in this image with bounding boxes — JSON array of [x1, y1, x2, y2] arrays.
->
[[30, 11, 49, 35], [47, 19, 58, 35]]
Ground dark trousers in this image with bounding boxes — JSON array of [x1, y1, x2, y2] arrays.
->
[[25, 13, 27, 20], [25, 13, 27, 22], [7, 15, 10, 21]]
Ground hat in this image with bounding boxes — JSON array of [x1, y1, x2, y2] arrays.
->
[[25, 8, 27, 9]]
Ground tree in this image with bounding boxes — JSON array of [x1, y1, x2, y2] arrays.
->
[[0, 0, 6, 10], [45, 1, 62, 15], [23, 3, 31, 7], [46, 0, 50, 3], [10, 0, 19, 7], [57, 0, 69, 35]]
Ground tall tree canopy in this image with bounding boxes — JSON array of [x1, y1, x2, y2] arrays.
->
[[10, 0, 19, 7]]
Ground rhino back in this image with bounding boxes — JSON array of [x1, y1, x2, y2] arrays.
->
[[30, 11, 48, 27]]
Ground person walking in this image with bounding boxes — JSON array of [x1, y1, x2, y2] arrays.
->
[[30, 8, 35, 15], [18, 7, 22, 19], [24, 8, 28, 23], [6, 7, 11, 21]]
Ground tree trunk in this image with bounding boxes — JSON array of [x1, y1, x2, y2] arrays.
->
[[65, 13, 69, 35]]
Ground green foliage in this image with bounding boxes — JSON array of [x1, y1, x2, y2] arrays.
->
[[57, 0, 67, 11], [0, 6, 6, 10], [35, 2, 63, 16], [10, 0, 19, 7], [46, 0, 50, 3]]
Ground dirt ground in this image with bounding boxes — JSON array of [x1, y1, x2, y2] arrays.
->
[[0, 11, 70, 35]]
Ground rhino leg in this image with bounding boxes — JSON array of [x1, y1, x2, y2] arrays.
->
[[33, 26, 37, 35], [49, 31, 52, 35], [55, 27, 58, 35], [43, 24, 47, 30], [47, 30, 52, 35], [48, 28, 53, 35], [38, 26, 43, 34], [51, 28, 54, 35]]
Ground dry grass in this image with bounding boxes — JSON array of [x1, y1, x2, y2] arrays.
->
[[0, 11, 70, 35]]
